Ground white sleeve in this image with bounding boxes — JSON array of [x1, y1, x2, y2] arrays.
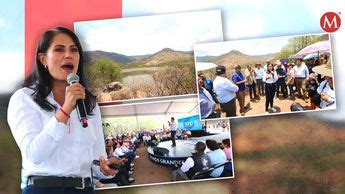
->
[[7, 90, 68, 165], [317, 81, 326, 94], [115, 148, 124, 156], [305, 65, 310, 77], [180, 157, 194, 172], [263, 72, 267, 82], [273, 71, 278, 81], [92, 104, 107, 160], [224, 80, 239, 92]]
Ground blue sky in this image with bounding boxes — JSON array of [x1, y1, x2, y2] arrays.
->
[[0, 0, 24, 93], [0, 0, 24, 53]]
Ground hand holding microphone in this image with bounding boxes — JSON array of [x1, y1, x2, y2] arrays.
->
[[63, 73, 88, 128]]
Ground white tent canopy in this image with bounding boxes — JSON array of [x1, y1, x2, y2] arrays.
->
[[100, 97, 199, 118]]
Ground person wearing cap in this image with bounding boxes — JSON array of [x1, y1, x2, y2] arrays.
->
[[214, 65, 239, 117], [245, 64, 258, 101], [293, 58, 309, 100], [275, 62, 288, 98], [254, 63, 265, 96], [198, 75, 218, 119], [312, 60, 335, 109], [231, 65, 246, 116], [263, 64, 278, 113], [306, 73, 319, 109], [285, 63, 296, 98]]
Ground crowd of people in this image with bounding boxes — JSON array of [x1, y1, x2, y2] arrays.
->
[[199, 57, 335, 119], [172, 138, 232, 181], [95, 125, 194, 187], [92, 133, 141, 188]]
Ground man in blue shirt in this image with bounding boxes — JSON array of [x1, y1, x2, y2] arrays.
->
[[232, 65, 247, 116], [213, 65, 239, 117], [276, 62, 288, 98]]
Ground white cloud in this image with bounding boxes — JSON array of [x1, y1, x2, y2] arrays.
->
[[195, 35, 290, 57], [0, 52, 24, 93], [224, 15, 264, 40], [75, 10, 222, 55]]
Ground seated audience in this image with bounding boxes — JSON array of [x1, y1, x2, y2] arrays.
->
[[206, 139, 227, 177]]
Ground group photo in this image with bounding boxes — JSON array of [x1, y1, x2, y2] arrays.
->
[[96, 97, 233, 189], [194, 34, 335, 119]]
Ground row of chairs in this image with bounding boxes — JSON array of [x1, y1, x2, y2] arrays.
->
[[192, 160, 233, 180]]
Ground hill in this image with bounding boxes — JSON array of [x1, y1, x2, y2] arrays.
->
[[128, 48, 194, 67], [196, 50, 277, 69], [84, 48, 194, 68], [84, 50, 135, 65]]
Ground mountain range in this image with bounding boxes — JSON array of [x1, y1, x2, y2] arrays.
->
[[196, 50, 277, 69], [84, 48, 194, 68]]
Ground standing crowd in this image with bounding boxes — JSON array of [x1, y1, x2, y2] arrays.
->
[[199, 57, 335, 119]]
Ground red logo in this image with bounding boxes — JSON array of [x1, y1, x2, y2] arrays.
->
[[320, 12, 341, 32]]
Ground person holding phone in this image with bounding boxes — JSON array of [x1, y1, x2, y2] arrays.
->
[[7, 27, 117, 194], [263, 64, 278, 113]]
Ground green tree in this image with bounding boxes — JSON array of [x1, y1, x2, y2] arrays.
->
[[275, 35, 323, 60], [86, 59, 122, 93]]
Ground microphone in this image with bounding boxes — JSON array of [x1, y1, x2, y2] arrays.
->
[[67, 73, 88, 128]]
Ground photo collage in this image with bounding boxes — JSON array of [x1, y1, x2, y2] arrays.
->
[[2, 1, 341, 193], [72, 9, 335, 190]]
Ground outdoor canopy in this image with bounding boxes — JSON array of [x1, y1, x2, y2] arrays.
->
[[289, 40, 330, 59], [296, 40, 330, 56], [100, 97, 199, 118]]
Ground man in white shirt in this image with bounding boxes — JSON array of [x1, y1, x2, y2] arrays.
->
[[213, 65, 239, 117], [168, 117, 178, 147], [254, 63, 265, 95], [293, 59, 309, 99]]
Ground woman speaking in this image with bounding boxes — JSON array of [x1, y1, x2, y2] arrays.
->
[[263, 63, 278, 113], [7, 27, 116, 194]]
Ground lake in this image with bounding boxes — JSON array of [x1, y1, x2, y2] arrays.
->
[[121, 66, 167, 89]]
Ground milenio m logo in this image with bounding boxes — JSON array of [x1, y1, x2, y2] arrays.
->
[[320, 12, 341, 32]]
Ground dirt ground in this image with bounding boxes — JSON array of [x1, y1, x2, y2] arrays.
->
[[217, 92, 312, 118]]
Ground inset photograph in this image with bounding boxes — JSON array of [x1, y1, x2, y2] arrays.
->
[[194, 33, 335, 120], [95, 98, 233, 189], [74, 10, 222, 102]]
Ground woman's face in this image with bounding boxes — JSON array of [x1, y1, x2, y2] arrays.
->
[[268, 64, 273, 71], [39, 33, 80, 82]]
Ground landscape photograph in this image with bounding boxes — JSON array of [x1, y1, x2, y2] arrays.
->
[[74, 10, 223, 102]]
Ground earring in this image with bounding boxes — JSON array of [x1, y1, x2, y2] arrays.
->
[[44, 65, 48, 69]]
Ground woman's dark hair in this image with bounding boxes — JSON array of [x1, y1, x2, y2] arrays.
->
[[206, 139, 220, 151], [222, 138, 230, 147], [24, 26, 96, 114]]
